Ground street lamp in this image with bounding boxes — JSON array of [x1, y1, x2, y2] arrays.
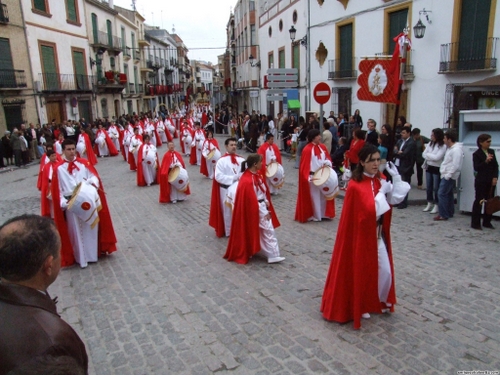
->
[[249, 54, 261, 67], [90, 48, 105, 67], [289, 25, 307, 47], [413, 9, 432, 39]]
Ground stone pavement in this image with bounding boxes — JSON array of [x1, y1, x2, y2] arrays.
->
[[1, 135, 499, 375]]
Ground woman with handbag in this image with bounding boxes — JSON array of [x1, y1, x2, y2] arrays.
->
[[471, 134, 499, 230]]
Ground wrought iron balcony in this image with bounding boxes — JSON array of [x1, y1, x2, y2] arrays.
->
[[133, 49, 140, 61], [91, 31, 122, 54], [0, 3, 9, 23], [0, 70, 27, 89], [128, 82, 135, 94], [439, 37, 498, 73], [39, 73, 93, 92], [327, 59, 357, 79], [123, 47, 131, 59]]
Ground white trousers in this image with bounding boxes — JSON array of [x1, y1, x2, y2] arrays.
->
[[169, 184, 187, 202], [66, 211, 98, 268], [142, 162, 157, 185], [258, 202, 280, 259], [377, 237, 392, 304], [308, 182, 327, 221], [219, 187, 232, 237]]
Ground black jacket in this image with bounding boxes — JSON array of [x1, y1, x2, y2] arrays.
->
[[473, 148, 499, 183], [394, 137, 417, 175]]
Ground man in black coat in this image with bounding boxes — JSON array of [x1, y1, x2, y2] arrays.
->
[[393, 126, 416, 208]]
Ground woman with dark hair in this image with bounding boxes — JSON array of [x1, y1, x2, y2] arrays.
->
[[422, 128, 447, 213], [471, 133, 499, 230], [381, 124, 392, 135], [295, 129, 336, 222], [321, 144, 410, 329], [224, 153, 284, 264], [353, 109, 363, 128], [344, 129, 365, 171]]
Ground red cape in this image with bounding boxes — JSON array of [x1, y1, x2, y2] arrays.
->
[[294, 143, 335, 222], [158, 151, 191, 203], [321, 175, 396, 329], [37, 153, 62, 190], [153, 125, 162, 147], [78, 133, 98, 166], [94, 130, 119, 157], [136, 143, 159, 186], [51, 158, 117, 267], [128, 135, 143, 171], [223, 170, 280, 264], [189, 130, 205, 165], [200, 139, 220, 177], [257, 143, 282, 176], [119, 128, 126, 161], [40, 162, 55, 217]]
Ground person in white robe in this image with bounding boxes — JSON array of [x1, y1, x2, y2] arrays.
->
[[193, 123, 206, 166], [107, 122, 120, 151]]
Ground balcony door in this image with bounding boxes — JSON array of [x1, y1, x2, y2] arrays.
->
[[338, 23, 353, 78], [72, 49, 88, 90], [46, 101, 63, 124], [0, 38, 15, 88], [458, 0, 492, 70], [40, 43, 59, 90]]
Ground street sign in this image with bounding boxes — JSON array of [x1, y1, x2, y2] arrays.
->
[[267, 89, 284, 95], [313, 82, 331, 105], [267, 75, 299, 82], [249, 91, 259, 98], [267, 81, 298, 88], [267, 68, 298, 75], [266, 95, 283, 101]]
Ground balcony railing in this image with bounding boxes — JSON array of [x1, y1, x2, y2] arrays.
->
[[439, 37, 498, 73], [0, 3, 9, 23], [133, 49, 140, 61], [129, 82, 135, 94], [91, 30, 122, 52], [0, 70, 27, 89], [327, 59, 357, 79], [123, 47, 131, 58], [137, 83, 143, 94], [39, 73, 93, 92]]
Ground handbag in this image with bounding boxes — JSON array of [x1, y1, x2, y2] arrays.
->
[[484, 186, 500, 215]]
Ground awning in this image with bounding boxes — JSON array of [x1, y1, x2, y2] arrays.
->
[[461, 74, 500, 92], [288, 99, 301, 109]]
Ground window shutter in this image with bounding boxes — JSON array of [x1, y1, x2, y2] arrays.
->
[[458, 0, 491, 69], [388, 9, 408, 53], [339, 23, 353, 76], [66, 0, 77, 22], [0, 38, 14, 70], [41, 45, 58, 89], [33, 0, 47, 12]]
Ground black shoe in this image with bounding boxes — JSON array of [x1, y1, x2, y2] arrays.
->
[[483, 223, 495, 229], [397, 204, 407, 209], [471, 225, 482, 230]]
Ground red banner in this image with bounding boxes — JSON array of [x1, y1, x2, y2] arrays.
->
[[356, 59, 399, 104]]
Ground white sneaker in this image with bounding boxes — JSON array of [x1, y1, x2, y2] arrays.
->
[[171, 200, 177, 204], [268, 256, 285, 264], [430, 204, 438, 214], [381, 308, 391, 314], [423, 202, 432, 212], [361, 313, 371, 319]]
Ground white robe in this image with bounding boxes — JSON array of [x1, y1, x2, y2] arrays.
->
[[202, 140, 218, 179], [107, 125, 120, 151], [214, 154, 245, 237], [141, 144, 158, 186], [157, 121, 168, 142], [193, 130, 205, 166], [57, 159, 100, 268], [76, 134, 87, 159], [96, 130, 110, 157], [264, 146, 281, 195], [308, 145, 333, 221], [129, 135, 142, 166], [168, 153, 188, 202]]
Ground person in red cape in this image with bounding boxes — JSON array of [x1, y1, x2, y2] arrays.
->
[[257, 133, 283, 195], [76, 131, 97, 166], [321, 144, 410, 329], [345, 128, 365, 171], [40, 150, 58, 218], [137, 134, 159, 187], [295, 129, 335, 223], [37, 144, 61, 190], [51, 139, 117, 268], [200, 130, 220, 179], [152, 121, 162, 147], [209, 138, 245, 238], [190, 122, 205, 166], [94, 124, 118, 157], [159, 141, 191, 203], [128, 127, 143, 171], [201, 110, 208, 126], [224, 153, 285, 264], [180, 120, 193, 155]]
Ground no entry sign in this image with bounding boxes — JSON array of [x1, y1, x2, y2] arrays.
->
[[313, 82, 331, 105]]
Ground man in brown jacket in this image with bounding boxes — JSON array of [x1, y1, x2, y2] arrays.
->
[[0, 215, 88, 375]]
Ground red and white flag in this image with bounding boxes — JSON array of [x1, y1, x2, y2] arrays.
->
[[356, 59, 398, 104]]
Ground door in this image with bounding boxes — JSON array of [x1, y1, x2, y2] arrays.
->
[[107, 20, 113, 47], [3, 104, 24, 131], [40, 44, 58, 90], [78, 100, 91, 122], [46, 101, 63, 124], [91, 13, 98, 44], [388, 8, 408, 53]]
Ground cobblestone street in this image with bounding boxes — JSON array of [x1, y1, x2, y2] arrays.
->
[[1, 135, 499, 375]]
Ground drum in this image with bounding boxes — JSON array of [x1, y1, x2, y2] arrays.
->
[[266, 162, 285, 188], [143, 149, 156, 165], [168, 166, 189, 192], [224, 182, 239, 211], [76, 140, 86, 156], [312, 166, 339, 200], [207, 148, 221, 164], [95, 134, 106, 148], [183, 134, 192, 146], [67, 182, 102, 229]]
